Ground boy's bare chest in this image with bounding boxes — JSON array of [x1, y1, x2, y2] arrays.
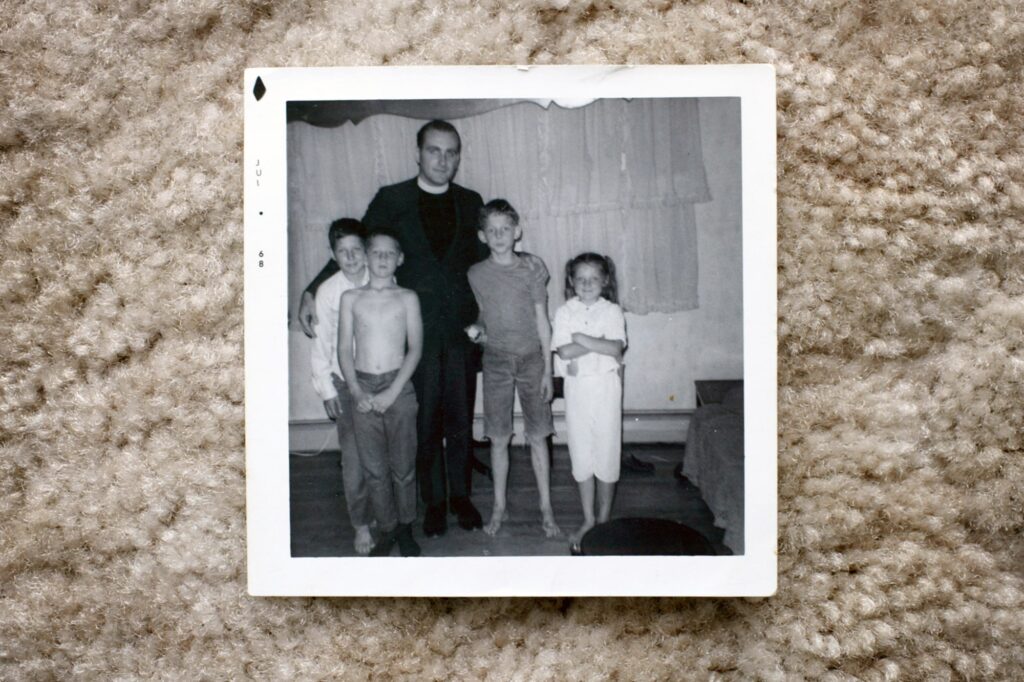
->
[[353, 293, 405, 326]]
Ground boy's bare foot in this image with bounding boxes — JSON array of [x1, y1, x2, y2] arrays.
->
[[353, 525, 373, 556], [541, 511, 561, 538], [569, 520, 595, 547], [483, 507, 509, 536]]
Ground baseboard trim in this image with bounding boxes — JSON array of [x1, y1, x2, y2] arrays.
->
[[289, 409, 692, 452]]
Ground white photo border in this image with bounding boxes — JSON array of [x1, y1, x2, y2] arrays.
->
[[244, 65, 777, 597]]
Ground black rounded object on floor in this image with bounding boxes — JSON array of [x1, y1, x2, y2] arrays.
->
[[580, 517, 715, 556]]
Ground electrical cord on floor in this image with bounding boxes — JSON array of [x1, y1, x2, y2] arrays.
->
[[288, 427, 336, 458]]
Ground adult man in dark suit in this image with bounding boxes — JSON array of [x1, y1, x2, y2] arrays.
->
[[298, 120, 487, 538]]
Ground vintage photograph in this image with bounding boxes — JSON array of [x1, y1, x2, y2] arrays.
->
[[245, 66, 776, 596]]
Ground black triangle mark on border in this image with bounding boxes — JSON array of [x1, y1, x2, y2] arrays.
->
[[253, 76, 266, 101]]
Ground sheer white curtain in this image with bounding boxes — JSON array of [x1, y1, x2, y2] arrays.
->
[[287, 98, 711, 320]]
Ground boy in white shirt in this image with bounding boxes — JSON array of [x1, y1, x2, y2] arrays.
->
[[309, 218, 372, 555]]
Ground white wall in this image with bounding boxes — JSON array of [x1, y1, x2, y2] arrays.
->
[[287, 98, 742, 433]]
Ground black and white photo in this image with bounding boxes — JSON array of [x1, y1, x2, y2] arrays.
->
[[244, 65, 777, 596]]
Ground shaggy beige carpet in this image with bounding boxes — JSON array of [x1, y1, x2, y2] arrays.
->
[[3, 0, 1023, 679]]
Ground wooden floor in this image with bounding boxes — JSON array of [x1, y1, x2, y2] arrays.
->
[[289, 443, 731, 557]]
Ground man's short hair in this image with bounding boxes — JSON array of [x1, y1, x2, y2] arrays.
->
[[478, 198, 520, 230], [416, 119, 461, 151], [366, 228, 403, 254], [328, 218, 367, 249]]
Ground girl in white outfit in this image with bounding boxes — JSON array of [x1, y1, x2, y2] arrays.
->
[[551, 253, 627, 550]]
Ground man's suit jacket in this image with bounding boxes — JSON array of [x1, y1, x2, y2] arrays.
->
[[363, 179, 487, 338], [308, 178, 487, 338]]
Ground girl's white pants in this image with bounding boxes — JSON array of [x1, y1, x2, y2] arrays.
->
[[564, 371, 623, 483]]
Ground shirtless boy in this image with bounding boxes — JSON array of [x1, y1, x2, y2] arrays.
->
[[338, 230, 423, 557]]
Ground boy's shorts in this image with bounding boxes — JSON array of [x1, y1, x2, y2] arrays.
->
[[482, 346, 554, 442]]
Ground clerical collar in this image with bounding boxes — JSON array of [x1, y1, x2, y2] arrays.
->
[[417, 176, 449, 194]]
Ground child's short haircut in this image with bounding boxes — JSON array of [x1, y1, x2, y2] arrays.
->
[[564, 252, 620, 305], [328, 218, 367, 249], [366, 228, 403, 254], [479, 199, 520, 231]]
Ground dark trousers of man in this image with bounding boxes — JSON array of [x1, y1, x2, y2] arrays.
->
[[412, 330, 478, 510]]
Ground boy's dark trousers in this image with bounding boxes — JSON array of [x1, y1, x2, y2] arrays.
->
[[351, 370, 418, 532], [330, 374, 371, 528]]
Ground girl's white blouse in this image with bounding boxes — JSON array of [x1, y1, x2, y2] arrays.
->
[[551, 296, 627, 377]]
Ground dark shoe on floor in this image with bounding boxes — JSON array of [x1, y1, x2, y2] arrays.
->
[[395, 523, 421, 557], [423, 503, 448, 537], [622, 453, 655, 474], [368, 529, 397, 557], [451, 496, 483, 530]]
